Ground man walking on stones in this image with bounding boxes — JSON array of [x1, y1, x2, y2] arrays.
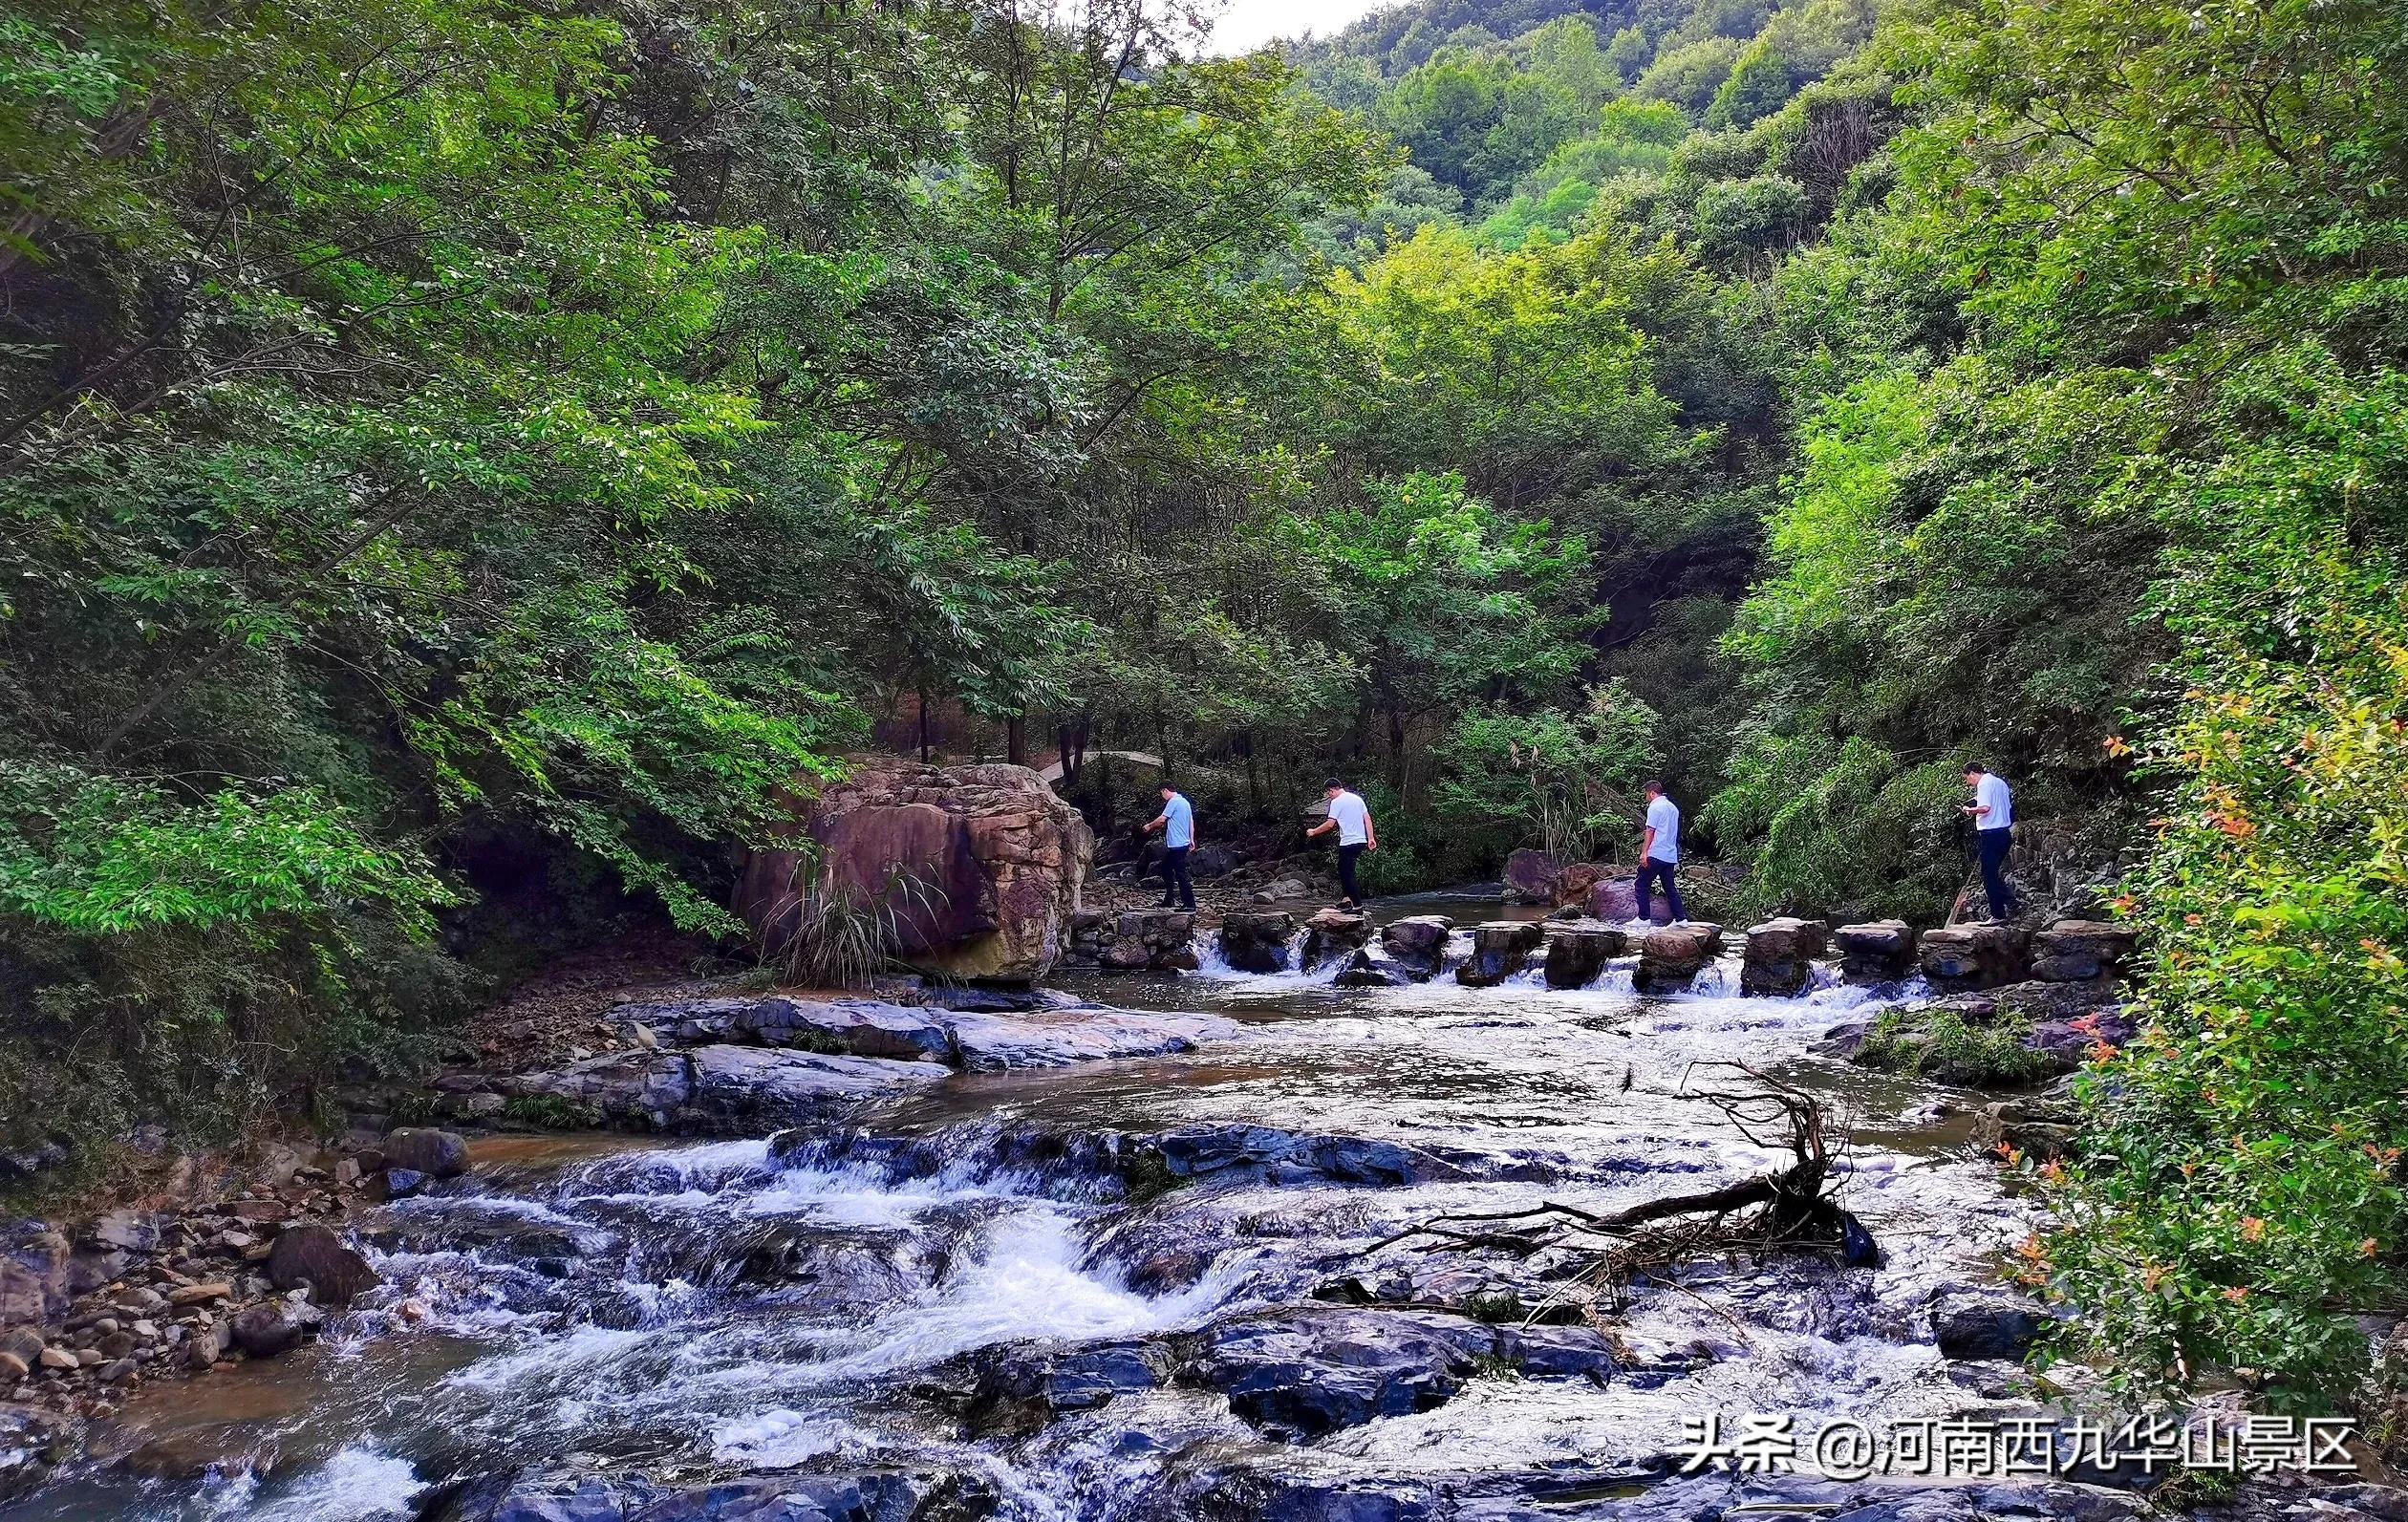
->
[[1145, 782, 1198, 911], [1963, 763, 2016, 921], [1305, 777, 1377, 909], [1634, 780, 1685, 924]]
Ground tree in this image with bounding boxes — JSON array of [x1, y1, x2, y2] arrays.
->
[[1430, 681, 1662, 860]]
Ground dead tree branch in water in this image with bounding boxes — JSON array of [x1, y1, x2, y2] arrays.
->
[[1353, 1063, 1876, 1319]]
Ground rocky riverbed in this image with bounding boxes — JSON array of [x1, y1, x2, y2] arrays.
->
[[0, 893, 2387, 1522]]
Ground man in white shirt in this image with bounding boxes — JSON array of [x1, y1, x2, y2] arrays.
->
[[1962, 763, 2016, 920], [1144, 783, 1197, 911], [1304, 776, 1377, 909], [1634, 780, 1686, 923]]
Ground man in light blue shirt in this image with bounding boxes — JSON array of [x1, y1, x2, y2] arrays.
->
[[1963, 763, 2016, 920], [1145, 783, 1197, 911], [1634, 781, 1686, 923]]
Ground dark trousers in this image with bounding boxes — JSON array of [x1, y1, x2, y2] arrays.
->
[[1337, 843, 1366, 905], [1978, 828, 2014, 920], [1158, 845, 1195, 911], [1634, 857, 1685, 922]]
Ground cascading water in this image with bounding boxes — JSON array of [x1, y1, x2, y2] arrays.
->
[[10, 892, 2038, 1522]]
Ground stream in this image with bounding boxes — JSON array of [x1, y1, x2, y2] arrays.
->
[[4, 894, 2054, 1522]]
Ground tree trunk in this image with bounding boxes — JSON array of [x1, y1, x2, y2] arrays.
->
[[917, 684, 932, 763], [1006, 712, 1027, 766]]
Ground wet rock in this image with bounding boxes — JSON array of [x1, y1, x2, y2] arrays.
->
[[383, 1168, 430, 1199], [1333, 943, 1414, 988], [1919, 924, 2032, 991], [227, 1299, 319, 1359], [263, 1224, 380, 1307], [1636, 924, 1719, 993], [936, 1337, 1174, 1435], [1930, 1288, 2048, 1361], [0, 1403, 77, 1506], [1832, 920, 1917, 983], [1540, 920, 1625, 989], [1301, 909, 1372, 971], [1378, 915, 1453, 978], [687, 1045, 949, 1122], [1150, 1125, 1471, 1188], [381, 1127, 470, 1180], [1810, 1020, 1871, 1059], [1183, 1309, 1491, 1441], [1741, 917, 1827, 997], [426, 1466, 993, 1522], [2031, 919, 2140, 983], [1456, 921, 1543, 987], [944, 1006, 1237, 1069], [1502, 847, 1563, 905], [1219, 911, 1297, 974]]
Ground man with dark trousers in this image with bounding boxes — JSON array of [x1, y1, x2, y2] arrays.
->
[[1634, 780, 1686, 924], [1963, 763, 2016, 920], [1304, 777, 1377, 909], [1144, 782, 1197, 911]]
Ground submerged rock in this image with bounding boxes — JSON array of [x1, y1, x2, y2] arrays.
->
[[424, 1466, 994, 1522], [1150, 1125, 1471, 1188]]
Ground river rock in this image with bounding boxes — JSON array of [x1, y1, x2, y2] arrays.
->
[[508, 1049, 693, 1125], [2023, 1010, 2138, 1071], [1833, 920, 1917, 982], [1930, 1288, 2048, 1361], [943, 1007, 1237, 1069], [0, 1403, 76, 1507], [1456, 920, 1543, 987], [1502, 847, 1563, 904], [1300, 908, 1371, 970], [1332, 943, 1413, 988], [2031, 919, 2140, 982], [1218, 911, 1296, 974], [228, 1299, 319, 1358], [1183, 1308, 1493, 1441], [1993, 979, 2121, 1022], [381, 1127, 469, 1180], [264, 1224, 380, 1307], [724, 997, 957, 1061], [687, 1045, 950, 1122], [1148, 1125, 1470, 1189], [1636, 924, 1718, 993], [1378, 914, 1453, 978], [1918, 924, 2032, 991], [1741, 917, 1827, 997], [732, 757, 1093, 984], [1540, 920, 1625, 988]]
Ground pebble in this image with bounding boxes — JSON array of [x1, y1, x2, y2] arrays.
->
[[168, 1282, 231, 1306]]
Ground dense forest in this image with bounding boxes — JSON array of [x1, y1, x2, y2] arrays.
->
[[3, 0, 2404, 1418]]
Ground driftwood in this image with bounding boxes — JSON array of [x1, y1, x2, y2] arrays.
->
[[1357, 1062, 1876, 1318]]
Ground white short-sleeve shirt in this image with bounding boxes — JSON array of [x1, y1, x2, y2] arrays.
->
[[1645, 795, 1681, 864], [1975, 773, 2012, 831], [1326, 790, 1370, 846]]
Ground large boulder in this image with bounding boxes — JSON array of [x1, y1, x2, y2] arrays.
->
[[1741, 917, 1827, 997], [1502, 848, 1563, 905], [1378, 915, 1454, 979], [733, 758, 1092, 984], [381, 1127, 469, 1180], [1540, 920, 1625, 989], [1558, 863, 1644, 923], [1919, 925, 2032, 992], [2031, 919, 2140, 983], [1833, 920, 1917, 983], [1456, 921, 1544, 987], [0, 1221, 69, 1331], [1218, 911, 1296, 974]]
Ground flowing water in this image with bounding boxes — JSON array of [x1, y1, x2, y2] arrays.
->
[[9, 895, 2035, 1521]]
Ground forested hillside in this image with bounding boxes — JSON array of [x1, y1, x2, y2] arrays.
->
[[4, 0, 2405, 1419]]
